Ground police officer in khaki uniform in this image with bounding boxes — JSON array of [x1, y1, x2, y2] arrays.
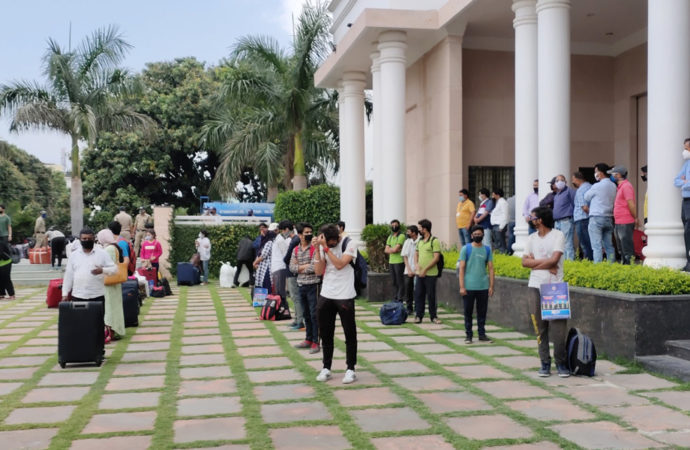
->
[[133, 207, 152, 256], [34, 210, 47, 247], [114, 206, 133, 242]]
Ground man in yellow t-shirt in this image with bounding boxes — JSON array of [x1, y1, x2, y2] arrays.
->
[[456, 189, 475, 246], [414, 218, 442, 324], [384, 220, 406, 302]]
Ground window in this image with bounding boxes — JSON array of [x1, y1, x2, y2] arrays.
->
[[468, 166, 515, 201]]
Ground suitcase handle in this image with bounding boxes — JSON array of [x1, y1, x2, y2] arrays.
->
[[72, 302, 88, 308]]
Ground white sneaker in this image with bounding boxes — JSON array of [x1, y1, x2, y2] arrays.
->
[[342, 369, 357, 384], [316, 368, 332, 382]]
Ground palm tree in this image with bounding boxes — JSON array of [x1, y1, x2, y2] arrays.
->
[[0, 25, 154, 233], [202, 1, 338, 197]]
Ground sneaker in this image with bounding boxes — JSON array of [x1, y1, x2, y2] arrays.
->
[[316, 368, 332, 382], [414, 316, 422, 324], [342, 369, 357, 384], [309, 343, 320, 354], [294, 340, 311, 349], [289, 322, 302, 330], [478, 335, 493, 343], [431, 317, 442, 324], [556, 364, 571, 378], [464, 337, 473, 344], [538, 362, 551, 377]]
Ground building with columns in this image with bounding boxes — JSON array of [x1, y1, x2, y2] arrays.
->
[[315, 0, 690, 269]]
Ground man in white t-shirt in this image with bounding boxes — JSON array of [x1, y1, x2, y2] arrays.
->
[[522, 206, 569, 378], [271, 220, 292, 299], [401, 225, 420, 315], [313, 223, 358, 384]]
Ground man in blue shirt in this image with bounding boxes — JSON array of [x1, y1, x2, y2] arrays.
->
[[572, 172, 593, 260], [552, 175, 576, 260], [673, 138, 690, 271], [584, 163, 617, 263]]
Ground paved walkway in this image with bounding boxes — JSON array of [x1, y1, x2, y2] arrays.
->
[[0, 286, 689, 449]]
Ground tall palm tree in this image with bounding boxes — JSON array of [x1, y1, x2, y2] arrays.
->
[[0, 25, 154, 233], [202, 0, 337, 196]]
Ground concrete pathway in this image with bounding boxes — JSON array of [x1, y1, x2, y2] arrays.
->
[[0, 286, 689, 449]]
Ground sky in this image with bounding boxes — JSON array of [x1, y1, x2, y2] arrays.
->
[[0, 0, 308, 166]]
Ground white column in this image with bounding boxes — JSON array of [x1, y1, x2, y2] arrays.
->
[[512, 0, 538, 256], [339, 72, 367, 241], [536, 0, 570, 197], [378, 31, 407, 223], [643, 0, 690, 269], [370, 49, 384, 224]]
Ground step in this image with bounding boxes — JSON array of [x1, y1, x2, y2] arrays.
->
[[666, 340, 690, 361], [13, 263, 60, 272], [636, 355, 690, 382]]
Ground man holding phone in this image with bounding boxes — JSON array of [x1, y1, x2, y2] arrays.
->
[[62, 228, 117, 304]]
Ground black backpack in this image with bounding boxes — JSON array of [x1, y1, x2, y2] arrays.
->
[[566, 327, 597, 376], [342, 237, 368, 295], [429, 237, 444, 278]]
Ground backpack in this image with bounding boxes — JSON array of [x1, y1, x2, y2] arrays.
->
[[342, 237, 368, 294], [566, 327, 597, 376], [151, 285, 166, 298], [260, 294, 292, 321], [427, 237, 444, 278], [118, 237, 136, 275], [379, 301, 408, 325], [161, 278, 173, 296], [461, 244, 491, 266]]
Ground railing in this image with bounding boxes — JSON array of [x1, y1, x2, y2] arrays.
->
[[174, 215, 271, 226]]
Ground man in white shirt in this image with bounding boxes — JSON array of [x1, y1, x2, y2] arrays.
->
[[401, 225, 420, 315], [271, 220, 292, 299], [62, 228, 117, 303], [490, 188, 509, 253], [46, 227, 66, 269], [521, 206, 569, 378]]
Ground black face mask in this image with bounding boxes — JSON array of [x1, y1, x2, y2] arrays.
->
[[303, 234, 313, 243], [472, 235, 483, 244], [391, 226, 399, 233], [533, 187, 538, 194], [641, 175, 647, 182], [81, 239, 95, 250]]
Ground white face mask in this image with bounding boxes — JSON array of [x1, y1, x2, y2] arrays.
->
[[594, 172, 600, 181], [555, 180, 566, 190], [683, 149, 690, 160], [198, 233, 204, 239]]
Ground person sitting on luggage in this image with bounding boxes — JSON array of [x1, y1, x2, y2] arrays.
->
[[97, 229, 126, 342], [140, 229, 162, 271], [62, 228, 117, 304]]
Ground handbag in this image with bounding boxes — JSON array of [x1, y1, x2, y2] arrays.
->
[[539, 281, 571, 320], [104, 245, 128, 286]]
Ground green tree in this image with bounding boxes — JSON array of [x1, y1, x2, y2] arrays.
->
[[0, 25, 154, 233], [202, 1, 339, 198]]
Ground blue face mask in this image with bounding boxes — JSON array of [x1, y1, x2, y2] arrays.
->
[[610, 175, 617, 183], [459, 196, 465, 202]]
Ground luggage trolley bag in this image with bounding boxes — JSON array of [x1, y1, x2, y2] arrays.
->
[[177, 262, 201, 286], [137, 267, 158, 285], [58, 301, 105, 368], [122, 280, 140, 327], [46, 279, 67, 308]]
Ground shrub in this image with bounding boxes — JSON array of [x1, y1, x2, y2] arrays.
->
[[361, 224, 390, 273], [274, 184, 340, 230]]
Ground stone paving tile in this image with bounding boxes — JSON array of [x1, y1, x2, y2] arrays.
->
[[601, 404, 690, 432], [475, 380, 552, 399], [244, 356, 292, 370], [527, 371, 600, 387], [370, 435, 455, 450], [405, 343, 453, 354], [333, 370, 382, 386], [590, 359, 627, 375], [119, 351, 168, 362], [113, 362, 166, 376], [180, 365, 232, 379], [23, 337, 57, 346], [105, 375, 166, 391], [270, 425, 350, 450], [0, 366, 40, 380], [0, 355, 51, 366], [495, 355, 541, 370], [180, 353, 227, 366], [83, 411, 156, 433], [351, 407, 430, 432], [185, 321, 221, 328], [126, 341, 171, 352], [550, 421, 664, 449], [423, 352, 479, 365], [99, 392, 161, 409], [233, 337, 276, 347], [179, 379, 237, 396], [5, 405, 77, 424], [0, 428, 58, 450], [174, 417, 247, 443], [231, 329, 272, 337], [135, 326, 173, 334], [22, 386, 90, 403], [447, 414, 533, 440], [358, 349, 408, 362], [181, 344, 225, 354], [389, 335, 436, 344], [333, 386, 402, 407], [13, 346, 54, 355], [70, 435, 152, 450], [463, 345, 524, 356], [393, 375, 460, 392], [415, 391, 492, 413], [641, 390, 690, 411], [447, 364, 513, 379], [487, 443, 562, 450], [604, 373, 677, 390], [227, 322, 266, 330], [247, 368, 303, 383], [372, 361, 431, 375], [562, 384, 649, 407], [181, 335, 223, 345], [376, 327, 418, 335], [0, 382, 23, 396], [39, 371, 99, 386], [129, 334, 170, 342], [178, 396, 242, 416], [509, 397, 596, 421], [652, 431, 690, 447], [356, 341, 393, 351], [254, 383, 316, 402], [183, 327, 219, 336], [504, 339, 540, 349], [236, 345, 283, 357]]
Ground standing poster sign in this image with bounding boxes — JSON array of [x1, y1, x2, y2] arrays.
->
[[539, 282, 571, 320]]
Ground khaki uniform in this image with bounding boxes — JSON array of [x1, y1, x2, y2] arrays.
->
[[34, 216, 47, 247], [134, 213, 152, 256], [114, 211, 134, 241]]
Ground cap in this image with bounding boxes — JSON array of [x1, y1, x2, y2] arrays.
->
[[547, 177, 556, 185], [40, 210, 47, 214], [268, 222, 278, 231], [607, 165, 628, 177]]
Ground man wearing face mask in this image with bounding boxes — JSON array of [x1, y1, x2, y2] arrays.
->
[[456, 189, 475, 246], [458, 225, 494, 344], [34, 210, 48, 248], [385, 220, 406, 302], [584, 163, 617, 263], [539, 178, 557, 210], [290, 222, 320, 354], [673, 138, 690, 271], [571, 172, 593, 260], [522, 180, 540, 234], [608, 165, 636, 264], [61, 228, 117, 304], [473, 188, 494, 249], [552, 175, 577, 260], [271, 220, 293, 301], [195, 229, 212, 285]]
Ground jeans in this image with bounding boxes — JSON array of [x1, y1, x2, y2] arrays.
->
[[414, 275, 438, 320], [389, 263, 405, 301], [288, 276, 302, 325], [575, 219, 593, 260], [50, 237, 66, 267], [202, 260, 209, 283], [682, 199, 690, 265], [588, 216, 615, 263], [458, 228, 470, 246], [614, 223, 635, 265], [554, 218, 575, 260], [492, 225, 507, 254], [463, 290, 488, 339], [528, 288, 567, 366], [233, 260, 254, 286], [404, 274, 415, 313], [507, 222, 515, 255], [271, 269, 287, 298], [317, 296, 357, 370], [481, 227, 492, 249], [298, 283, 319, 343]]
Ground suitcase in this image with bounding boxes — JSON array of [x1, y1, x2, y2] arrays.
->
[[29, 247, 51, 264], [47, 279, 66, 308], [58, 301, 104, 368], [633, 229, 647, 261], [177, 262, 200, 286], [137, 267, 157, 284], [122, 280, 140, 327]]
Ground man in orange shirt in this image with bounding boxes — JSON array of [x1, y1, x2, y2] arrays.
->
[[456, 189, 475, 246]]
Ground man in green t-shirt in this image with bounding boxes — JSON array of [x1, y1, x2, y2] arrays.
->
[[0, 205, 11, 246], [458, 225, 495, 344], [413, 219, 442, 324], [384, 219, 406, 302]]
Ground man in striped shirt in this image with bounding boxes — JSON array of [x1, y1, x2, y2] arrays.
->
[[289, 223, 321, 354]]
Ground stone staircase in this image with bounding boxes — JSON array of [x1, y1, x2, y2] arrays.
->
[[11, 259, 64, 286], [637, 340, 690, 382]]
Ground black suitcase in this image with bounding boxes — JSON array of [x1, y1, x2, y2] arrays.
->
[[58, 301, 104, 368], [122, 280, 140, 327]]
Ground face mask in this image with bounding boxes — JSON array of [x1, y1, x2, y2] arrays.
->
[[391, 225, 399, 233], [459, 196, 465, 202], [472, 235, 483, 244], [81, 239, 94, 250], [533, 187, 538, 194], [641, 175, 647, 182], [610, 175, 617, 183], [42, 214, 46, 218], [683, 150, 690, 160], [145, 235, 153, 241], [303, 234, 313, 242], [594, 172, 600, 181], [198, 233, 204, 239], [555, 180, 566, 190]]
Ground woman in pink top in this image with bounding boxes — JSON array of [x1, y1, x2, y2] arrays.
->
[[140, 229, 163, 270]]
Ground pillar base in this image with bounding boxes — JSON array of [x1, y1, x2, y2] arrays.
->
[[642, 222, 687, 269], [512, 225, 529, 257]]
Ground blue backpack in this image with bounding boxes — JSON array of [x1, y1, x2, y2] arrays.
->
[[460, 243, 491, 266], [342, 237, 368, 295], [380, 301, 408, 325]]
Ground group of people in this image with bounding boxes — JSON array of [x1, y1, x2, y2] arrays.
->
[[457, 188, 516, 255]]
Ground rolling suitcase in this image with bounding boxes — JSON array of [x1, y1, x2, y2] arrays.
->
[[46, 279, 66, 308], [122, 280, 140, 327], [137, 267, 157, 285], [58, 301, 104, 368], [177, 262, 200, 286]]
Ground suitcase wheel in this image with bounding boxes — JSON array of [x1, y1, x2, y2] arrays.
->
[[95, 357, 103, 367], [59, 360, 66, 369]]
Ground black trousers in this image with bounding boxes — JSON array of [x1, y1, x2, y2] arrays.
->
[[463, 290, 489, 338], [233, 260, 254, 286], [51, 237, 66, 267], [0, 263, 15, 297], [389, 263, 405, 301], [317, 296, 357, 371], [414, 275, 438, 320], [404, 274, 415, 313]]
